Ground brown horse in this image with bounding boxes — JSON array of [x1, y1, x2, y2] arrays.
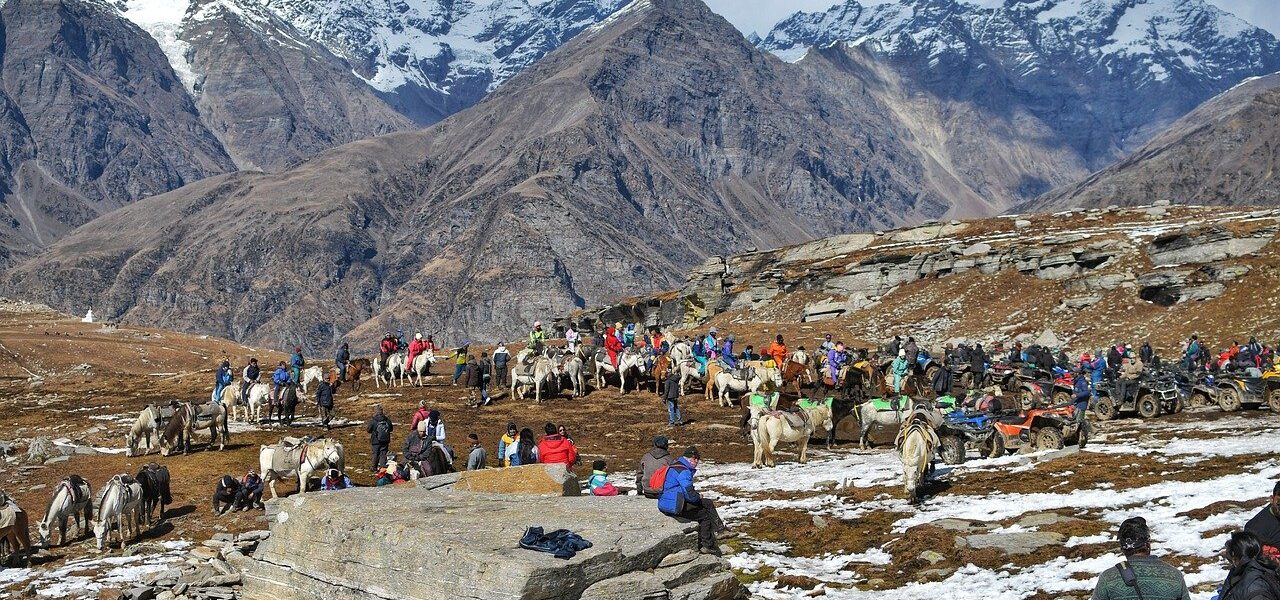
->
[[0, 492, 31, 566], [781, 360, 813, 396], [651, 355, 671, 395], [329, 359, 368, 392]]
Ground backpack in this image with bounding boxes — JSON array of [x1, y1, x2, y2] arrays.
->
[[648, 464, 671, 493], [374, 418, 391, 442]]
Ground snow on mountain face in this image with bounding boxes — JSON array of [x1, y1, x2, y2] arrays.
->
[[114, 0, 626, 123], [762, 0, 1277, 85], [759, 0, 1280, 166]]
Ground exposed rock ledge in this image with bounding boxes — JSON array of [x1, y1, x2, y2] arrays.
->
[[241, 488, 745, 600]]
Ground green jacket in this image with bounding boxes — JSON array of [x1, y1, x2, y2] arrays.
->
[[1091, 556, 1191, 600]]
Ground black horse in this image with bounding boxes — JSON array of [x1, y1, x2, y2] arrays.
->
[[135, 463, 171, 524]]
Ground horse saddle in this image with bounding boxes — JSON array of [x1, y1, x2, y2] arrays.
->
[[870, 398, 902, 412], [0, 501, 20, 529], [731, 367, 755, 380], [779, 411, 808, 430], [63, 475, 88, 504]]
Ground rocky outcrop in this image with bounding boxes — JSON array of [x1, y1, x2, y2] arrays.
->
[[416, 463, 582, 496], [239, 488, 745, 600], [559, 206, 1280, 333]]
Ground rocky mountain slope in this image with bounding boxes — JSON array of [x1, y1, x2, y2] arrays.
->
[[0, 0, 236, 265], [2, 0, 1088, 350], [1030, 72, 1280, 210], [760, 0, 1280, 182], [561, 203, 1280, 352]]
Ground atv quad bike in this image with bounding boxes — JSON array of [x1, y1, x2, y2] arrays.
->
[[938, 410, 995, 465], [1093, 371, 1182, 420], [988, 404, 1088, 457], [1262, 367, 1280, 412]]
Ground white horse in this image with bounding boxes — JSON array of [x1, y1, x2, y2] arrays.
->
[[125, 405, 162, 457], [373, 352, 406, 388], [259, 438, 345, 498], [299, 366, 324, 395], [753, 399, 834, 468], [714, 366, 782, 407], [558, 355, 587, 397], [92, 475, 143, 550], [38, 476, 92, 547], [593, 348, 646, 393], [232, 382, 269, 422], [673, 359, 705, 397], [511, 350, 557, 403], [896, 410, 941, 504], [407, 350, 437, 386]]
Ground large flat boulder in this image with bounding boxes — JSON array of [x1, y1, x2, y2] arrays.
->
[[241, 488, 744, 600], [416, 463, 581, 496]]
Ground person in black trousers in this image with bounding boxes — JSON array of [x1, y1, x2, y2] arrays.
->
[[367, 405, 392, 472]]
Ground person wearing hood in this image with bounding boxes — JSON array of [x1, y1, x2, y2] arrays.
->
[[537, 422, 578, 466], [637, 436, 674, 498], [529, 321, 547, 352], [721, 336, 737, 369], [407, 333, 429, 377], [272, 361, 291, 409], [497, 421, 518, 467], [971, 343, 988, 383], [704, 329, 720, 361], [335, 343, 350, 382], [1215, 530, 1280, 600], [213, 360, 233, 403], [1140, 341, 1154, 365], [891, 350, 910, 394], [904, 338, 919, 363], [657, 447, 725, 555], [366, 405, 393, 472], [623, 323, 637, 347], [289, 346, 304, 385], [565, 327, 580, 353], [492, 342, 511, 388], [605, 327, 624, 369]]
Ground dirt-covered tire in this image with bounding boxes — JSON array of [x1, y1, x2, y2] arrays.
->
[[1052, 391, 1071, 406], [1004, 376, 1020, 393], [924, 365, 940, 386], [1173, 396, 1186, 413], [1190, 391, 1209, 408], [1218, 387, 1242, 412], [1036, 427, 1065, 451], [1269, 389, 1280, 413], [1137, 394, 1160, 419], [1020, 390, 1038, 410], [1077, 421, 1090, 450], [986, 435, 1006, 458], [940, 435, 965, 465], [1095, 396, 1117, 421], [959, 372, 974, 389]]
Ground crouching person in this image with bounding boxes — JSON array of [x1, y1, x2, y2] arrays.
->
[[213, 475, 240, 515], [658, 446, 726, 555], [234, 471, 264, 511]]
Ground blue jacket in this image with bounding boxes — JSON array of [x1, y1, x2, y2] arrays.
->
[[335, 347, 349, 364], [658, 457, 699, 515], [216, 367, 233, 387], [1073, 375, 1091, 401], [272, 367, 290, 385]]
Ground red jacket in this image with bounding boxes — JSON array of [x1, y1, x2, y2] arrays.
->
[[407, 339, 429, 362], [604, 335, 624, 353], [537, 435, 578, 466], [380, 338, 397, 354], [409, 407, 430, 433]]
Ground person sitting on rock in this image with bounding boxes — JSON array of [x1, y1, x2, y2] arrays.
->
[[636, 436, 673, 499], [319, 469, 352, 491], [466, 433, 487, 471], [589, 460, 618, 496], [235, 471, 264, 511], [213, 475, 240, 515], [537, 422, 578, 467], [658, 447, 726, 555], [509, 427, 539, 466]]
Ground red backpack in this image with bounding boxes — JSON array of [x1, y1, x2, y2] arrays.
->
[[648, 464, 670, 492]]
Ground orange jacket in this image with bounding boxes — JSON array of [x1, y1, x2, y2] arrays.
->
[[767, 342, 787, 365]]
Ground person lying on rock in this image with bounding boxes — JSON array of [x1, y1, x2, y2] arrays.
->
[[212, 475, 240, 515], [658, 446, 726, 555]]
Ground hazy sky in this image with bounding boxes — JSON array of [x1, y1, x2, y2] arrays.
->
[[702, 0, 1280, 38]]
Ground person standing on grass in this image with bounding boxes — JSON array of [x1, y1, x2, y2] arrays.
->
[[367, 405, 392, 472], [479, 352, 493, 406], [662, 369, 683, 427], [493, 343, 510, 388], [1090, 516, 1190, 600], [316, 379, 335, 430]]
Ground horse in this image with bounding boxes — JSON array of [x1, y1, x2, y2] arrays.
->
[[299, 366, 324, 395], [92, 475, 144, 550], [511, 350, 557, 403], [232, 383, 269, 423], [159, 402, 228, 456], [781, 359, 814, 396], [673, 359, 704, 397], [651, 354, 671, 395], [0, 491, 31, 565], [753, 398, 835, 468], [407, 350, 437, 386], [259, 437, 345, 498], [330, 359, 367, 391], [896, 409, 941, 504], [373, 352, 406, 388], [125, 404, 164, 457], [557, 355, 587, 398], [135, 463, 171, 525], [714, 366, 782, 408], [593, 348, 646, 393], [37, 475, 92, 547]]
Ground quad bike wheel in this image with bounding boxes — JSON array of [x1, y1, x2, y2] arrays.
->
[[1036, 427, 1065, 451], [1269, 389, 1280, 413], [940, 435, 966, 465], [1004, 376, 1020, 394], [1218, 387, 1242, 412], [1094, 396, 1118, 421], [986, 435, 1007, 458], [1189, 391, 1208, 408], [1020, 390, 1037, 410], [1052, 391, 1071, 406], [1137, 394, 1160, 419], [925, 365, 940, 387], [1077, 420, 1090, 450]]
